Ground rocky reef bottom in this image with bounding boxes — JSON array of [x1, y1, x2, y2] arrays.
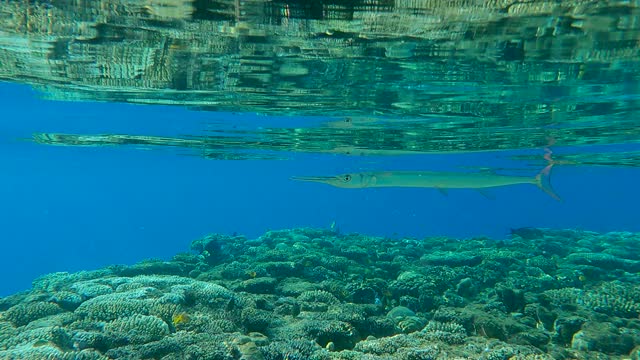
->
[[1, 227, 640, 360]]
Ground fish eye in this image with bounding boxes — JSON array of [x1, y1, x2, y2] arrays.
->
[[343, 174, 352, 182]]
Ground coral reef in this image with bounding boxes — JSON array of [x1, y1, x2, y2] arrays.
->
[[1, 227, 640, 359]]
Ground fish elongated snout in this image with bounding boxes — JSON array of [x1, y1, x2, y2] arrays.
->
[[290, 175, 336, 184]]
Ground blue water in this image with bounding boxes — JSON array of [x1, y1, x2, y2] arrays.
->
[[1, 81, 639, 296]]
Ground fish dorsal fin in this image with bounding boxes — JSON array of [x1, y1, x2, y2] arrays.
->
[[476, 189, 495, 200]]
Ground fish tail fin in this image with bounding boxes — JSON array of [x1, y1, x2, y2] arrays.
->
[[535, 164, 561, 201]]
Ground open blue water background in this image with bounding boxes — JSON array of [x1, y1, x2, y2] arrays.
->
[[1, 81, 638, 296]]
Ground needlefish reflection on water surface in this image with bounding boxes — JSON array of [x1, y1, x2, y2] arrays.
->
[[292, 165, 560, 200]]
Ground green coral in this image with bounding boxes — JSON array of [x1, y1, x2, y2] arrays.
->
[[104, 314, 170, 345], [75, 294, 152, 321], [298, 290, 340, 309], [3, 325, 72, 350], [50, 291, 84, 311], [70, 281, 114, 299], [2, 302, 63, 327], [418, 321, 466, 345], [354, 334, 421, 355], [543, 281, 640, 318], [1, 227, 640, 359], [0, 343, 68, 360], [0, 321, 17, 349]]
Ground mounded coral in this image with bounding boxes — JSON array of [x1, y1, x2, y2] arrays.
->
[[3, 301, 63, 327], [418, 320, 467, 345], [0, 227, 639, 359], [103, 314, 169, 345]]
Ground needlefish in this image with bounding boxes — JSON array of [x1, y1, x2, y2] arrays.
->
[[292, 165, 560, 200]]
